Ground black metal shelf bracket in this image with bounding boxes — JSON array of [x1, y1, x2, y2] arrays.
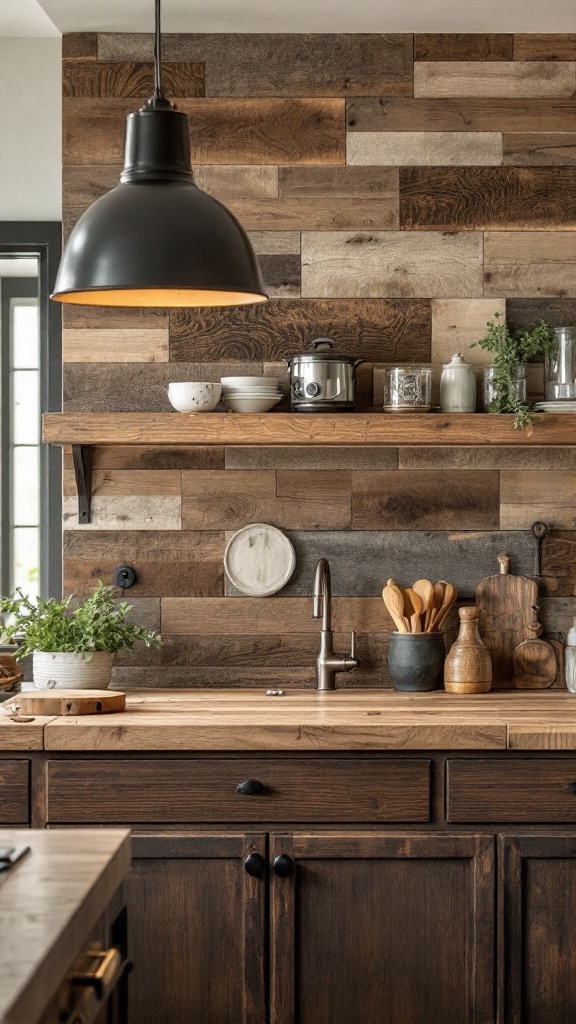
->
[[72, 444, 93, 524]]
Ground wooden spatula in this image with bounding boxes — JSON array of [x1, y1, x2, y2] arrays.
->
[[404, 588, 424, 633], [382, 580, 409, 633], [430, 582, 458, 631], [413, 579, 434, 631]]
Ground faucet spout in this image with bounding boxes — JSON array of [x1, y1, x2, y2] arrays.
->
[[312, 557, 358, 690]]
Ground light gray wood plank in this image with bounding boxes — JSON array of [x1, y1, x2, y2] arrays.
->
[[62, 328, 169, 363], [224, 446, 399, 469], [484, 232, 576, 298], [249, 231, 300, 255], [301, 231, 484, 299], [347, 132, 502, 166], [414, 61, 576, 98], [63, 496, 182, 530]]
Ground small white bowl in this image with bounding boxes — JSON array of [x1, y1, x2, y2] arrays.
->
[[222, 395, 282, 413], [168, 382, 222, 412], [221, 376, 279, 388]]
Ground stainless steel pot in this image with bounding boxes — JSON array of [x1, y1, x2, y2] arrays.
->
[[285, 338, 363, 412]]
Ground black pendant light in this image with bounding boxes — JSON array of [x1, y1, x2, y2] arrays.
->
[[52, 0, 267, 307]]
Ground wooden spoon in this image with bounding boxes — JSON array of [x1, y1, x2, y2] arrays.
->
[[427, 583, 445, 632], [382, 580, 409, 633], [413, 579, 434, 631], [404, 588, 424, 633], [430, 582, 458, 631]]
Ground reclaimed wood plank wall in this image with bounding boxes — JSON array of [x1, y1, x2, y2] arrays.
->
[[61, 32, 576, 687]]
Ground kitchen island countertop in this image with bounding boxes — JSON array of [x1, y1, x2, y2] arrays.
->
[[36, 688, 576, 751]]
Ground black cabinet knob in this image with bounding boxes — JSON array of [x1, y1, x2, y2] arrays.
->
[[273, 854, 293, 878], [236, 779, 263, 795], [244, 853, 265, 878]]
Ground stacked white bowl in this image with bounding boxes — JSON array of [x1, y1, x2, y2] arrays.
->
[[220, 376, 283, 413]]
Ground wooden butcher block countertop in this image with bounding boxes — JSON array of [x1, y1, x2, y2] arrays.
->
[[41, 688, 576, 752], [0, 714, 54, 751], [0, 828, 130, 1024]]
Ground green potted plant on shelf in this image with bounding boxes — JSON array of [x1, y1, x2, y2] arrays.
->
[[474, 312, 555, 429], [0, 582, 160, 690]]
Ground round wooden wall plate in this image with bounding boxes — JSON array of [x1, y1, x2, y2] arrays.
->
[[224, 523, 296, 597], [4, 689, 126, 716]]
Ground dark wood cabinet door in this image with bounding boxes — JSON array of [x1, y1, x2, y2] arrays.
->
[[500, 834, 576, 1024], [271, 832, 495, 1024], [128, 832, 266, 1024]]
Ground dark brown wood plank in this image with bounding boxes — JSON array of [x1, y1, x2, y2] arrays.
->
[[224, 446, 398, 469], [79, 445, 224, 470], [400, 167, 576, 230], [169, 298, 431, 363], [507, 297, 576, 330], [279, 165, 398, 198], [0, 761, 29, 824], [63, 60, 204, 98], [63, 97, 345, 165], [514, 33, 576, 60], [351, 470, 500, 530], [347, 97, 576, 132], [62, 33, 98, 60], [447, 759, 576, 822], [503, 132, 576, 165], [98, 32, 414, 97], [415, 34, 513, 61], [63, 164, 279, 208], [46, 758, 430, 823]]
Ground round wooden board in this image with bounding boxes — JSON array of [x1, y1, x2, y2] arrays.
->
[[5, 689, 126, 716], [224, 522, 296, 596]]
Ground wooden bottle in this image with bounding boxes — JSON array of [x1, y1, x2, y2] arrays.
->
[[444, 606, 492, 694], [512, 619, 557, 689]]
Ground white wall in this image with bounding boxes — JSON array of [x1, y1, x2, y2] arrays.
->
[[0, 37, 61, 221]]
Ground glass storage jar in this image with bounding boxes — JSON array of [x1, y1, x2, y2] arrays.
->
[[483, 365, 526, 412], [383, 366, 432, 412], [545, 326, 576, 400]]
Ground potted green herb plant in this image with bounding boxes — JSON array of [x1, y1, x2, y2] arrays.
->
[[474, 313, 555, 429], [0, 583, 160, 689]]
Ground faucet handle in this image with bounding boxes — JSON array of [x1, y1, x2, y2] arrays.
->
[[350, 631, 356, 659]]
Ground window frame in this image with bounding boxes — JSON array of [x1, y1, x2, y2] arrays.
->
[[0, 222, 62, 598]]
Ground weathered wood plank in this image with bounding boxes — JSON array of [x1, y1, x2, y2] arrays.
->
[[400, 167, 576, 230], [351, 470, 499, 530], [431, 298, 504, 368], [63, 164, 280, 207], [500, 469, 576, 504], [278, 165, 398, 198], [503, 132, 576, 165], [63, 496, 181, 530], [514, 35, 576, 61], [63, 469, 182, 497], [225, 447, 398, 470], [182, 470, 276, 497], [399, 447, 576, 469], [484, 232, 576, 297], [507, 297, 576, 330], [63, 529, 222, 558], [84, 445, 224, 470], [216, 196, 399, 230], [98, 32, 414, 97], [541, 533, 576, 588], [301, 231, 484, 299], [347, 97, 576, 133], [62, 33, 97, 60], [62, 60, 204, 98], [276, 470, 352, 499], [110, 665, 320, 688], [257, 254, 300, 298], [182, 493, 351, 531], [348, 131, 502, 166], [414, 61, 576, 98], [501, 505, 576, 530], [169, 298, 431, 364], [62, 305, 168, 330], [263, 529, 534, 599], [63, 97, 345, 165], [157, 632, 372, 667], [415, 34, 514, 61], [64, 558, 223, 598], [62, 328, 169, 363], [63, 363, 260, 412], [161, 596, 386, 634], [249, 231, 300, 255]]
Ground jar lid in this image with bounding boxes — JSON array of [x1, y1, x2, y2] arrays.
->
[[442, 352, 471, 369]]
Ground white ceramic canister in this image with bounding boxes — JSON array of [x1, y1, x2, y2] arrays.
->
[[32, 651, 113, 689], [440, 353, 477, 413], [565, 617, 576, 693]]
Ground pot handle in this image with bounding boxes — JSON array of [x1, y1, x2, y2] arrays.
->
[[353, 358, 364, 370], [312, 338, 335, 351]]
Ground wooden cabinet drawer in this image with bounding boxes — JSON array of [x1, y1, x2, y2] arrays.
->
[[46, 758, 431, 824], [0, 759, 29, 823], [447, 759, 576, 822]]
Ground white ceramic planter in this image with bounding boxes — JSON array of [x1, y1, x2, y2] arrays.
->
[[32, 651, 113, 690]]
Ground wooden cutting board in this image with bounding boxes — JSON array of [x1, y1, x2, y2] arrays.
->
[[476, 553, 539, 688], [3, 689, 126, 716]]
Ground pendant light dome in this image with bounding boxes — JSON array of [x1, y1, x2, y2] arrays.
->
[[52, 1, 267, 308]]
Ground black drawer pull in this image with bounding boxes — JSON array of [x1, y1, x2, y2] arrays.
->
[[236, 779, 263, 795], [273, 854, 293, 878], [244, 853, 265, 878]]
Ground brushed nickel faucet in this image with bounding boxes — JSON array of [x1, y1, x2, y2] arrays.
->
[[313, 558, 359, 690]]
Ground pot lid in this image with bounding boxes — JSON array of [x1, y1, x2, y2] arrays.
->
[[286, 338, 361, 364]]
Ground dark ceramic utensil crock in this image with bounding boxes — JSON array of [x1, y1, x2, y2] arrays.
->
[[388, 632, 446, 692]]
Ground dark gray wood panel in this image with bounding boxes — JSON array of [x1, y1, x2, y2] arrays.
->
[[258, 254, 300, 297], [169, 298, 431, 363], [399, 447, 576, 469], [98, 32, 414, 97], [224, 447, 399, 470], [507, 298, 576, 331], [278, 165, 399, 198], [347, 97, 576, 132], [270, 530, 535, 599]]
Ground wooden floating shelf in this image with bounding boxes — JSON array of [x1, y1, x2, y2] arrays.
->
[[43, 411, 576, 449]]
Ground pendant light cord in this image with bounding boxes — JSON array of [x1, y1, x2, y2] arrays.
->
[[153, 0, 164, 102]]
